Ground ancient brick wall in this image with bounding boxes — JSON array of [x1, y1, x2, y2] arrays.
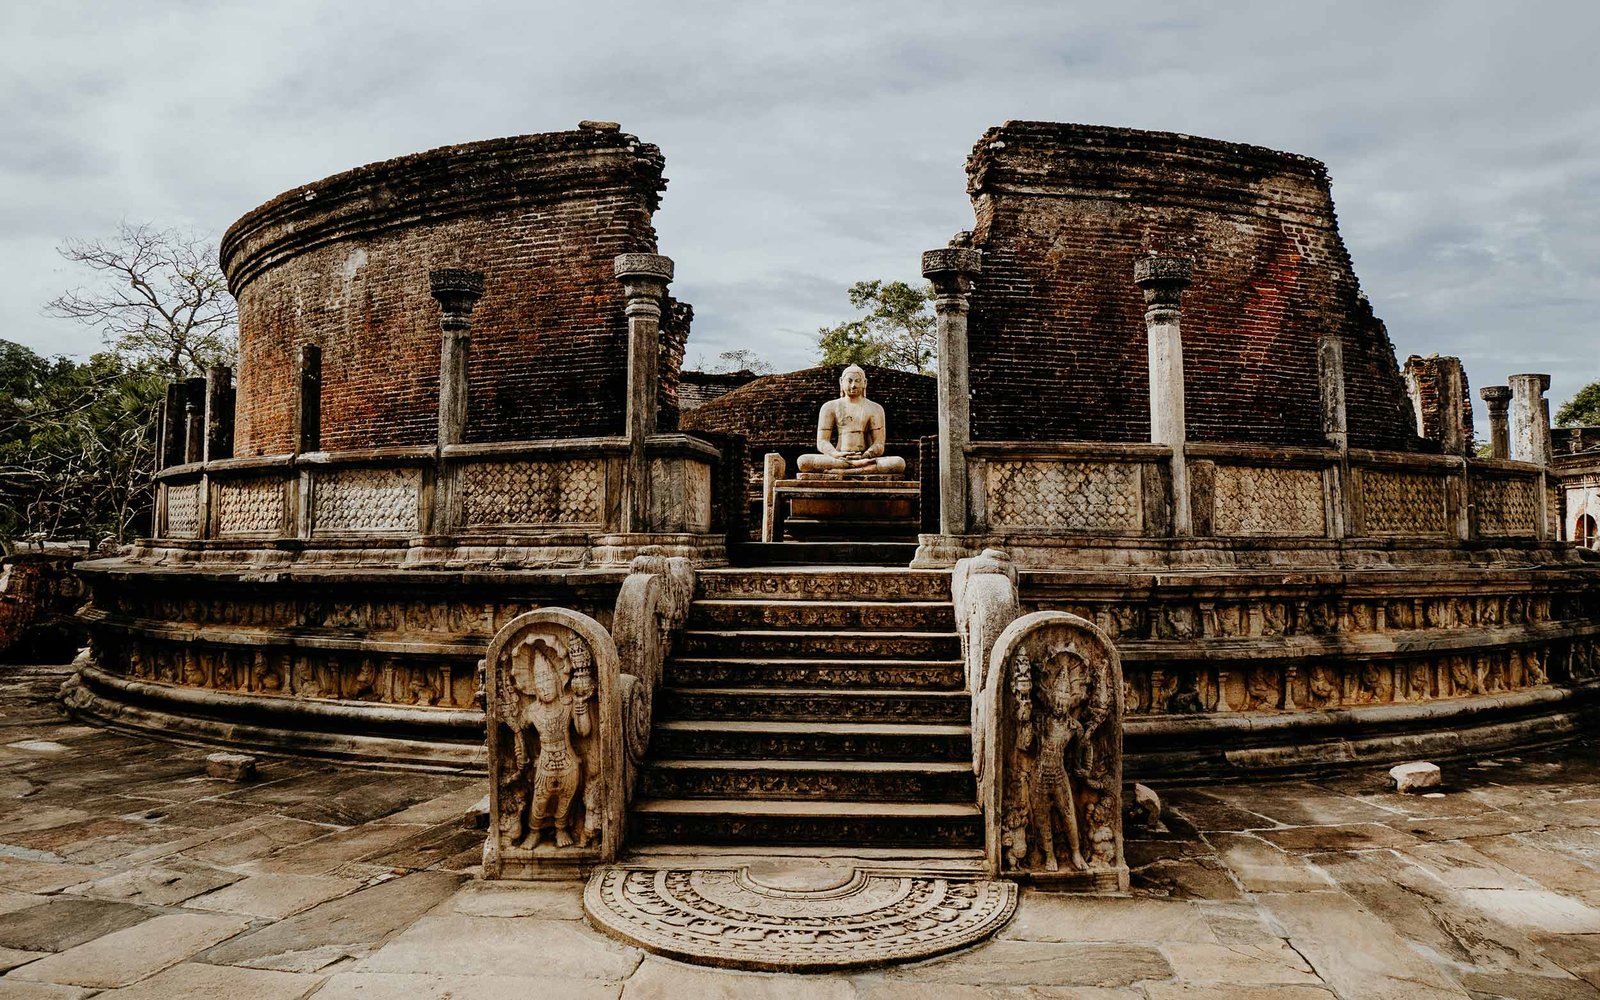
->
[[223, 126, 676, 456], [682, 364, 936, 488], [963, 122, 1420, 450], [1403, 354, 1475, 454]]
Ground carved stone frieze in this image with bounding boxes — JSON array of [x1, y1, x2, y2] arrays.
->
[[984, 611, 1125, 889], [215, 477, 285, 537], [459, 459, 603, 527], [583, 867, 1018, 972], [1212, 465, 1325, 537], [986, 460, 1141, 533], [313, 467, 420, 534], [165, 483, 202, 539], [1361, 470, 1450, 535], [484, 608, 622, 878]]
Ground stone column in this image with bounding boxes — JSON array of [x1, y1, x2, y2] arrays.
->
[[1509, 373, 1551, 465], [1318, 333, 1348, 451], [295, 344, 322, 454], [614, 253, 675, 533], [1480, 385, 1512, 459], [1134, 256, 1194, 536], [922, 246, 982, 536], [203, 365, 234, 463], [159, 382, 186, 469], [428, 269, 485, 447], [183, 377, 206, 465]]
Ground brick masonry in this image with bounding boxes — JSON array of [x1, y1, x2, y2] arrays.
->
[[222, 126, 680, 455], [962, 122, 1420, 450]]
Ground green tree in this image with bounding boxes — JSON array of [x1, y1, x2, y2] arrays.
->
[[0, 341, 165, 544], [817, 280, 936, 374], [1557, 380, 1600, 427], [45, 222, 236, 381], [711, 349, 774, 375]]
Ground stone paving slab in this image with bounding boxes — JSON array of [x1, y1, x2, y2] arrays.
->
[[9, 669, 1600, 995]]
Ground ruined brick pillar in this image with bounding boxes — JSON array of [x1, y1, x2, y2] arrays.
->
[[614, 253, 675, 533], [922, 245, 982, 536], [159, 382, 186, 470], [1509, 373, 1551, 466], [295, 344, 322, 454], [204, 365, 234, 463], [1403, 355, 1472, 457], [1481, 385, 1512, 460], [1134, 256, 1194, 535], [429, 269, 485, 448]]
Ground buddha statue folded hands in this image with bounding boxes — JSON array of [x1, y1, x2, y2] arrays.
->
[[796, 365, 907, 477]]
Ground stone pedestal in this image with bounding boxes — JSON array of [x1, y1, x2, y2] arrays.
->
[[767, 477, 920, 542]]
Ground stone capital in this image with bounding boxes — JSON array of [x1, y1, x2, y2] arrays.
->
[[922, 248, 981, 303], [613, 253, 674, 284], [1133, 255, 1193, 310], [1480, 385, 1512, 407], [429, 268, 485, 330], [1508, 373, 1551, 394]]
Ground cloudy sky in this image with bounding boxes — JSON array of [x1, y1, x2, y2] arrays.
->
[[4, 1, 1597, 427]]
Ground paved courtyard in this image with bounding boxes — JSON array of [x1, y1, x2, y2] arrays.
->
[[0, 666, 1597, 998]]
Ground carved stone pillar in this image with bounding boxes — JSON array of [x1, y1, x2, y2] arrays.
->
[[922, 246, 982, 536], [1318, 332, 1348, 451], [1133, 256, 1194, 536], [1481, 385, 1512, 460], [429, 268, 485, 447], [295, 344, 322, 454], [204, 365, 234, 463], [614, 253, 675, 533], [1509, 373, 1551, 465]]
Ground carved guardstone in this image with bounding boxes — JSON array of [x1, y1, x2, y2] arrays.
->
[[983, 611, 1126, 890], [484, 608, 623, 879]]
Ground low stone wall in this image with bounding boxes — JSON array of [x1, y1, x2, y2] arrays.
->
[[0, 549, 86, 664]]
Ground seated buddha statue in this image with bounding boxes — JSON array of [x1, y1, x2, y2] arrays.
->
[[796, 364, 907, 477]]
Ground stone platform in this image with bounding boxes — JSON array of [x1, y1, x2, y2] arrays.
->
[[761, 476, 920, 543], [12, 664, 1600, 996]]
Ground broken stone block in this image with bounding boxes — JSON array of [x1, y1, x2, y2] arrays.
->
[[464, 795, 490, 830], [1126, 783, 1166, 832], [206, 752, 258, 782], [1389, 761, 1441, 793]]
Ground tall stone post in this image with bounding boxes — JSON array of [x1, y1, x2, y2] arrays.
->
[[614, 253, 675, 533], [922, 246, 982, 536], [1134, 256, 1194, 536], [429, 269, 485, 447], [203, 365, 234, 463], [183, 377, 206, 465], [1509, 373, 1551, 466], [1481, 385, 1512, 459], [295, 344, 322, 454], [159, 382, 186, 470], [1318, 333, 1348, 451]]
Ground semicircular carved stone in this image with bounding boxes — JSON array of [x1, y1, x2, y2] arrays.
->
[[983, 611, 1126, 890], [584, 865, 1017, 972], [484, 607, 622, 879]]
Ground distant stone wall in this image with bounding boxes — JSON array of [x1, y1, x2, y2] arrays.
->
[[962, 122, 1420, 451], [223, 125, 677, 455], [681, 364, 937, 490]]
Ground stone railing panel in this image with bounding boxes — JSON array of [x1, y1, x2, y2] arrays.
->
[[214, 476, 287, 538], [484, 607, 622, 879], [1359, 468, 1451, 536], [164, 482, 202, 539], [459, 458, 604, 528], [312, 467, 421, 535], [953, 548, 1020, 780], [986, 460, 1141, 534], [1211, 464, 1325, 537], [982, 611, 1126, 890], [612, 547, 695, 803], [1472, 473, 1540, 538]]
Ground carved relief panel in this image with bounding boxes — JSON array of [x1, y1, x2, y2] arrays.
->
[[484, 608, 621, 878], [983, 611, 1126, 891]]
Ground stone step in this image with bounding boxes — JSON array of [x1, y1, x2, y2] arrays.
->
[[781, 518, 919, 542], [658, 686, 970, 724], [687, 599, 955, 632], [696, 569, 950, 602], [678, 629, 960, 661], [651, 719, 972, 762], [730, 542, 919, 567], [665, 657, 964, 690], [629, 798, 984, 849], [638, 759, 976, 802]]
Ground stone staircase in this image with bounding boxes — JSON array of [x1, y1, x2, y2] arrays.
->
[[630, 567, 981, 853]]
